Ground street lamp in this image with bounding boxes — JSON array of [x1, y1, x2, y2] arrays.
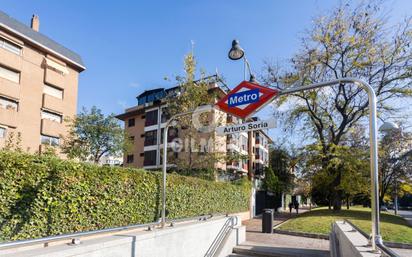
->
[[379, 121, 399, 132], [228, 39, 254, 82], [227, 41, 384, 251], [228, 40, 244, 60], [379, 121, 401, 215]]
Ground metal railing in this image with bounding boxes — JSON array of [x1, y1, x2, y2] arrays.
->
[[0, 214, 217, 250], [204, 216, 236, 257]]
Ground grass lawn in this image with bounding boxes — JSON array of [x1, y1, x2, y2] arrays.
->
[[278, 206, 412, 244]]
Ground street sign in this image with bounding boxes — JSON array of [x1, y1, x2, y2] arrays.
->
[[216, 119, 276, 136], [216, 81, 279, 119]]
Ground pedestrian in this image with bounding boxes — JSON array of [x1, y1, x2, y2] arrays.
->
[[294, 201, 299, 214], [288, 202, 293, 214]]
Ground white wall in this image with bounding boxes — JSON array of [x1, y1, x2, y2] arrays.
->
[[1, 216, 245, 257], [330, 221, 381, 257]]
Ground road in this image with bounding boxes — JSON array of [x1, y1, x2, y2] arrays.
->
[[389, 209, 412, 226]]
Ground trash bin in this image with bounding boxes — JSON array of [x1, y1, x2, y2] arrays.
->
[[262, 208, 274, 233]]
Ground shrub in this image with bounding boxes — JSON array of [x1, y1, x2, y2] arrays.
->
[[0, 151, 250, 241]]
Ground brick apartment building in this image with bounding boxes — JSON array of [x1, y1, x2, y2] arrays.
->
[[116, 76, 271, 178], [0, 11, 85, 153]]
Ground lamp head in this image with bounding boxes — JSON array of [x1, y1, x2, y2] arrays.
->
[[379, 121, 399, 132], [228, 40, 244, 60]]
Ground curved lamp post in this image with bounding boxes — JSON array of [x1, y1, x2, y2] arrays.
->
[[227, 39, 384, 251], [161, 109, 197, 228], [161, 105, 214, 228]]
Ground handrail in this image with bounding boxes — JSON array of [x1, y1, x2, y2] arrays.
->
[[0, 213, 221, 250], [204, 216, 236, 257], [344, 219, 400, 257]]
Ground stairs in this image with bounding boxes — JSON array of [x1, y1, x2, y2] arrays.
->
[[228, 245, 330, 257]]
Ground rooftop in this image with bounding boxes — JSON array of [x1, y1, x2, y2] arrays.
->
[[0, 10, 85, 70]]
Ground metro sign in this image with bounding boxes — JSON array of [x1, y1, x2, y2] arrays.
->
[[216, 81, 279, 119]]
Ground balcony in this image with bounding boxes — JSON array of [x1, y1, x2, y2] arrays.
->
[[44, 68, 65, 88], [0, 48, 22, 71], [0, 107, 18, 127], [41, 119, 66, 138], [0, 77, 20, 99], [42, 94, 64, 114]]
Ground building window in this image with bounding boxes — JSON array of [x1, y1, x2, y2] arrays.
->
[[144, 150, 157, 166], [0, 37, 21, 55], [41, 110, 62, 123], [0, 65, 19, 83], [45, 58, 69, 75], [44, 84, 63, 99], [0, 127, 6, 138], [128, 118, 135, 127], [144, 130, 157, 146], [161, 107, 170, 123], [41, 135, 59, 146], [126, 154, 134, 163], [145, 109, 158, 126], [160, 127, 178, 143], [0, 97, 18, 110]]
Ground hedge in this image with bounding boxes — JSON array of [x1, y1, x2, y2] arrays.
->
[[0, 151, 250, 241]]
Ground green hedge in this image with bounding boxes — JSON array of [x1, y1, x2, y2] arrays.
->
[[0, 151, 250, 241]]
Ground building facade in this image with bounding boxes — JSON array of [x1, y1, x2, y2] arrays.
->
[[116, 77, 271, 178], [0, 11, 85, 153]]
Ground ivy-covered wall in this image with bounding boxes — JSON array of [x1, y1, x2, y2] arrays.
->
[[0, 151, 250, 241]]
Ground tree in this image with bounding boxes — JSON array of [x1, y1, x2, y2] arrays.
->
[[262, 166, 279, 193], [167, 53, 225, 173], [62, 106, 130, 163], [302, 143, 370, 209], [263, 2, 412, 210], [379, 129, 412, 205], [269, 146, 295, 193]]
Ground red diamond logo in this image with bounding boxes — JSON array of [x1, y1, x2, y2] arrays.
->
[[216, 81, 279, 119]]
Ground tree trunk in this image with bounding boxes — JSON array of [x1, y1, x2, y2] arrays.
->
[[346, 195, 350, 209], [333, 192, 342, 211]]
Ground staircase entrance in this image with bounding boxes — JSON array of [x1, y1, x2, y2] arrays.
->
[[227, 209, 330, 257]]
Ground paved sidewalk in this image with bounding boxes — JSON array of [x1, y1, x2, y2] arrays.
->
[[241, 209, 330, 255], [242, 209, 411, 257], [243, 208, 309, 233]]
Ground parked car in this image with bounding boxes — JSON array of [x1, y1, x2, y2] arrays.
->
[[380, 205, 388, 211]]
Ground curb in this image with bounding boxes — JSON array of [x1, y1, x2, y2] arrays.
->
[[273, 229, 330, 240]]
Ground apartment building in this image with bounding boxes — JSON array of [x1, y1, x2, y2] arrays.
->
[[0, 11, 85, 153], [116, 76, 271, 178]]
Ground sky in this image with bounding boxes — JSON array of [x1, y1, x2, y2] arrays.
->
[[2, 0, 411, 142]]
